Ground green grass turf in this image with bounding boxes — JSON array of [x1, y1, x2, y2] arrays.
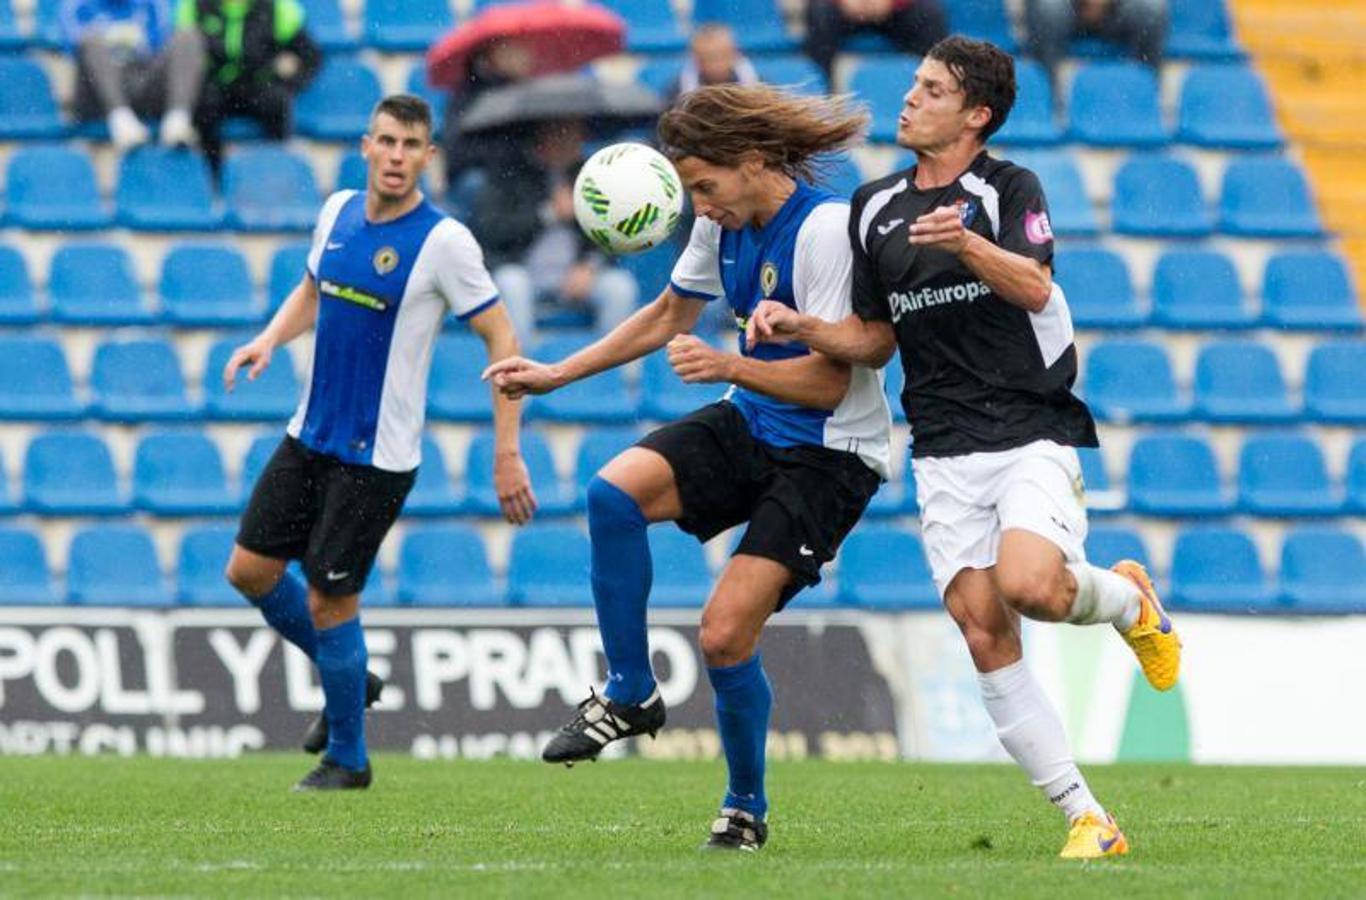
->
[[1, 756, 1363, 898]]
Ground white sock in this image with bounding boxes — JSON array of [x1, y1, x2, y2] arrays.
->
[[1066, 562, 1141, 630], [978, 659, 1105, 823]]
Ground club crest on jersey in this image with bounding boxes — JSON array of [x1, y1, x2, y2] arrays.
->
[[1024, 209, 1054, 245], [373, 246, 400, 276], [956, 199, 978, 226], [760, 262, 779, 297]]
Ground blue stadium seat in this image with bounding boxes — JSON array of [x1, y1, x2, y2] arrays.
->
[[49, 243, 153, 325], [864, 464, 918, 518], [1220, 157, 1321, 238], [203, 339, 300, 421], [397, 524, 502, 606], [296, 58, 383, 141], [33, 0, 62, 47], [268, 242, 312, 312], [0, 56, 64, 138], [1010, 150, 1097, 237], [1192, 340, 1297, 424], [405, 434, 465, 517], [0, 336, 83, 420], [1261, 251, 1362, 331], [6, 145, 110, 230], [529, 335, 637, 423], [0, 448, 15, 515], [1082, 340, 1189, 423], [820, 152, 864, 199], [160, 243, 259, 326], [238, 432, 281, 502], [692, 0, 795, 51], [0, 527, 58, 604], [90, 338, 196, 422], [616, 245, 676, 300], [1279, 527, 1366, 614], [363, 0, 453, 51], [1167, 0, 1243, 61], [427, 332, 493, 421], [0, 0, 24, 51], [1077, 446, 1123, 515], [1177, 65, 1280, 149], [574, 426, 644, 501], [649, 528, 713, 607], [1053, 247, 1145, 328], [1127, 432, 1233, 517], [1151, 249, 1256, 329], [1083, 525, 1151, 570], [635, 55, 685, 98], [1237, 432, 1342, 517], [1111, 156, 1212, 237], [597, 0, 685, 52], [640, 349, 729, 420], [0, 244, 37, 324], [753, 54, 828, 96], [223, 147, 320, 231], [1303, 342, 1366, 424], [944, 0, 1017, 51], [994, 59, 1058, 145], [507, 524, 592, 606], [837, 527, 939, 609], [299, 0, 357, 50], [68, 525, 171, 606], [177, 525, 241, 606], [1068, 62, 1167, 147], [465, 429, 578, 516], [334, 151, 369, 193], [1349, 439, 1366, 515], [405, 62, 449, 135], [849, 57, 918, 142], [133, 431, 237, 516], [115, 147, 221, 231], [1169, 526, 1276, 612]]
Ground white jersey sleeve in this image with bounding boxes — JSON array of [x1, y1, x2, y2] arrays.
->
[[424, 218, 501, 319], [306, 190, 357, 278], [793, 202, 854, 323], [669, 216, 723, 300]]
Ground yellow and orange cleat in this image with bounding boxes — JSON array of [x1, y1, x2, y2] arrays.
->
[[1113, 559, 1182, 692], [1059, 811, 1129, 859]]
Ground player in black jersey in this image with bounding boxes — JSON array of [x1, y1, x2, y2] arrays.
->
[[749, 36, 1181, 859]]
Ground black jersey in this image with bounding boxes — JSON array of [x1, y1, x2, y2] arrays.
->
[[850, 150, 1098, 458]]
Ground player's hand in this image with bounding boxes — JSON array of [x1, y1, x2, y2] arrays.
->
[[482, 356, 563, 399], [494, 450, 537, 525], [909, 205, 971, 255], [667, 334, 734, 384], [746, 299, 802, 350], [222, 336, 275, 393]]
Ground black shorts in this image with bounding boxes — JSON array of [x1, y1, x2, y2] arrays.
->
[[637, 402, 882, 608], [237, 436, 416, 596]]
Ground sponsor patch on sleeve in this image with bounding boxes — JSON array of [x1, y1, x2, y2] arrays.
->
[[1024, 209, 1054, 245]]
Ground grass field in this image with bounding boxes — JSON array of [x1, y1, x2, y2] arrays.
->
[[1, 756, 1363, 898]]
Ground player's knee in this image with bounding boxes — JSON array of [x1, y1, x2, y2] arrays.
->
[[224, 556, 276, 600], [996, 569, 1067, 621], [959, 622, 1021, 671], [698, 614, 753, 667]]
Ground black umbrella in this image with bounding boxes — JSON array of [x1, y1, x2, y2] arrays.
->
[[458, 73, 663, 135]]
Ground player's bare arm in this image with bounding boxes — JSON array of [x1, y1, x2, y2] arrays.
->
[[223, 273, 321, 391], [482, 285, 705, 399], [667, 333, 851, 410], [468, 302, 537, 525], [747, 300, 897, 368], [909, 206, 1053, 312]]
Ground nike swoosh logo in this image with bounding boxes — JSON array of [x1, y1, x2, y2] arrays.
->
[[799, 545, 815, 557], [1098, 833, 1120, 852], [326, 242, 344, 250], [325, 570, 350, 581], [877, 218, 905, 236]]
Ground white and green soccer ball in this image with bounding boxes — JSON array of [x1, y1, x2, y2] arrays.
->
[[573, 142, 684, 256]]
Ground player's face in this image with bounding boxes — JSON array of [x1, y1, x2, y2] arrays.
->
[[362, 113, 435, 202], [675, 156, 754, 230], [896, 58, 982, 152]]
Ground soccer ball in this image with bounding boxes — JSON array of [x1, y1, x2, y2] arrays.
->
[[573, 142, 684, 256]]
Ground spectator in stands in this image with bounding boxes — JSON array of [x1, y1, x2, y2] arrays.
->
[[470, 118, 638, 344], [804, 0, 948, 82], [62, 0, 204, 150], [1023, 0, 1168, 85], [174, 0, 321, 172], [664, 23, 758, 104], [443, 37, 535, 189]]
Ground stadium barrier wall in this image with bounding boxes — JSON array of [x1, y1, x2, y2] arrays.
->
[[0, 608, 1360, 764]]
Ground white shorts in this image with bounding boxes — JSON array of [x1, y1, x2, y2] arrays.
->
[[912, 439, 1089, 599]]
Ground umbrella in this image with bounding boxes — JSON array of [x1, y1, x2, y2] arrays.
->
[[426, 2, 625, 91], [458, 73, 663, 134]]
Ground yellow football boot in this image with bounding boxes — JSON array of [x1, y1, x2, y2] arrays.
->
[[1113, 559, 1181, 691], [1059, 811, 1129, 859]]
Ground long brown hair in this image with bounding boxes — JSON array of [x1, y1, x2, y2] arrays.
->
[[657, 83, 869, 183]]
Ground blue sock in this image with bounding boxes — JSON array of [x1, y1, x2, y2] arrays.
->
[[246, 572, 317, 660], [315, 617, 368, 771], [708, 655, 772, 819], [587, 476, 655, 705]]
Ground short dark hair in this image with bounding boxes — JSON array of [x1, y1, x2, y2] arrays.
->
[[369, 94, 433, 136], [926, 36, 1016, 142]]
